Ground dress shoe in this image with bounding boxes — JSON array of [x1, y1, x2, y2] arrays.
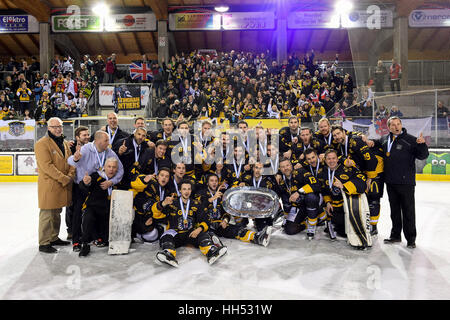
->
[[79, 243, 90, 257], [39, 244, 57, 253], [384, 237, 401, 244], [407, 242, 416, 249], [50, 238, 70, 246]]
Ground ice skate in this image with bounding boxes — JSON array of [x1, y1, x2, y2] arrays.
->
[[156, 249, 179, 268], [252, 226, 273, 247], [207, 245, 228, 265]]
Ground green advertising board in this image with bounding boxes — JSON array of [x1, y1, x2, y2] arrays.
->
[[52, 15, 103, 32]]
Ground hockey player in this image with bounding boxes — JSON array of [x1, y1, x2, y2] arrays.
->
[[303, 148, 329, 227], [78, 157, 120, 257], [199, 174, 272, 247], [133, 167, 173, 243], [239, 162, 277, 232], [167, 162, 199, 198], [149, 118, 177, 157], [292, 127, 326, 169], [129, 139, 172, 194], [279, 116, 301, 159], [157, 180, 227, 267], [276, 157, 321, 239], [331, 125, 380, 179], [317, 149, 368, 247], [116, 127, 149, 190], [331, 125, 383, 235], [314, 118, 336, 151]]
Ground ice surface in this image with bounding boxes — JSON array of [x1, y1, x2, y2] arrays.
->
[[0, 181, 449, 300]]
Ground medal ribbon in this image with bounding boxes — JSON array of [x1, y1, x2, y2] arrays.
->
[[253, 176, 262, 188], [328, 168, 336, 190], [107, 126, 117, 146], [94, 143, 106, 170], [173, 178, 180, 196], [387, 135, 396, 154], [310, 158, 320, 177], [179, 198, 190, 225], [233, 159, 244, 178], [133, 140, 141, 163]]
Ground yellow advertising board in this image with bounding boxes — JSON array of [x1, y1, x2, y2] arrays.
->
[[0, 154, 14, 175]]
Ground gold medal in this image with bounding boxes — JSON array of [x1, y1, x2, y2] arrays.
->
[[386, 152, 390, 157], [108, 144, 112, 148], [99, 167, 103, 171], [134, 161, 139, 166], [212, 208, 217, 213]]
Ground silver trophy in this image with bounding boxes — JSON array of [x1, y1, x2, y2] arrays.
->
[[222, 186, 280, 218]]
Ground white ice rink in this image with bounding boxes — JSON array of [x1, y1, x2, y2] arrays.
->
[[0, 181, 449, 300]]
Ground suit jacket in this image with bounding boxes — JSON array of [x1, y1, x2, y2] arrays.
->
[[35, 135, 75, 209]]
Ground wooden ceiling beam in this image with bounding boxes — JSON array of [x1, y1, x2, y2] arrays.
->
[[5, 0, 50, 22], [27, 34, 40, 50], [0, 37, 15, 56], [145, 0, 168, 20], [10, 34, 33, 56], [320, 29, 333, 53], [115, 33, 127, 56], [420, 29, 440, 51], [132, 32, 144, 55]]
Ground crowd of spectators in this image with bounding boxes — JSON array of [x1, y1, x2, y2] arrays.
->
[[151, 49, 402, 123], [0, 49, 414, 123], [0, 53, 120, 122]]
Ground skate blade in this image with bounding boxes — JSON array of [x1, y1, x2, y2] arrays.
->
[[208, 246, 228, 265], [262, 228, 273, 247], [156, 253, 179, 268]]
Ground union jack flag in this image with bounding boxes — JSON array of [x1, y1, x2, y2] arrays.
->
[[129, 62, 153, 81]]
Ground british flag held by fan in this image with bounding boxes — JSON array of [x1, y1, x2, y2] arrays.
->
[[129, 62, 153, 81]]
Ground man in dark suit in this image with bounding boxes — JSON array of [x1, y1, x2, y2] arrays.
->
[[372, 116, 429, 248]]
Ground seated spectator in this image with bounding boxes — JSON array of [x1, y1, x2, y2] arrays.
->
[[35, 101, 53, 123], [333, 102, 346, 119], [437, 101, 449, 118], [0, 105, 9, 120], [376, 105, 389, 119], [389, 105, 403, 117], [68, 101, 80, 118]]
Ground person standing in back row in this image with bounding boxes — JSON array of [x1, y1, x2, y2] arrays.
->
[[370, 116, 428, 248]]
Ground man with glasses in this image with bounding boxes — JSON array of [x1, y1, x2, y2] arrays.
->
[[35, 117, 75, 253]]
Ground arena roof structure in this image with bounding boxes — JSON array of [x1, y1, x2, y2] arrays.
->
[[0, 0, 448, 65]]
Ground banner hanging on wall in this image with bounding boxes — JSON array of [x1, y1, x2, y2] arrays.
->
[[0, 15, 39, 33], [99, 85, 150, 107], [51, 15, 103, 32], [222, 12, 275, 30], [113, 85, 142, 111], [409, 8, 450, 27], [104, 13, 157, 31], [342, 117, 432, 141], [169, 13, 221, 30]]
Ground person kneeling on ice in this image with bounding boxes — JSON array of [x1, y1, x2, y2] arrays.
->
[[157, 180, 227, 267], [132, 167, 173, 243], [317, 149, 368, 248], [78, 157, 120, 257], [199, 173, 272, 247], [275, 157, 322, 240]]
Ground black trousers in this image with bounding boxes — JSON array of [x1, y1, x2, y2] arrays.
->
[[81, 205, 109, 244], [160, 230, 213, 251], [71, 183, 85, 245], [386, 184, 416, 243], [390, 79, 401, 92]]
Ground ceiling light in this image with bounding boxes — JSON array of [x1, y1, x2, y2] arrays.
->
[[214, 6, 230, 13]]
